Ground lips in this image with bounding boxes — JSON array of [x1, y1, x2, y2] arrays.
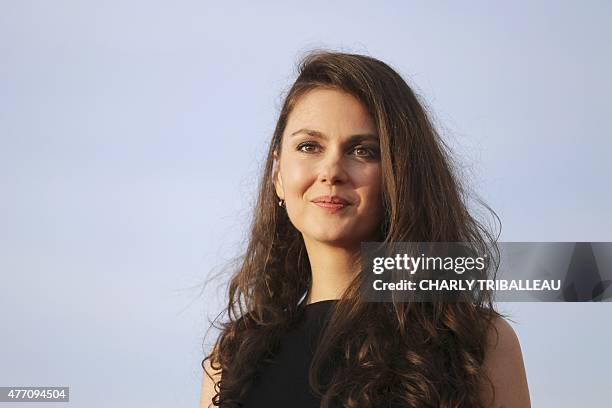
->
[[311, 195, 352, 205], [311, 195, 352, 212]]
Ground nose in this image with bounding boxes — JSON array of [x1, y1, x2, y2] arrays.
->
[[318, 148, 348, 185]]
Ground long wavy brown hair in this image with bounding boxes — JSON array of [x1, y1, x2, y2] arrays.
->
[[202, 50, 504, 407]]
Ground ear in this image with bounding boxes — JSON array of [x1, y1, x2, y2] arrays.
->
[[272, 150, 284, 200]]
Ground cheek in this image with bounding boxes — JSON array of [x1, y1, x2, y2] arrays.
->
[[358, 167, 382, 201], [281, 159, 315, 196]]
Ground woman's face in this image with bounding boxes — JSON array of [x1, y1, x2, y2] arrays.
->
[[274, 88, 383, 248]]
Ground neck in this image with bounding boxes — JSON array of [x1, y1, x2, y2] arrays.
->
[[302, 236, 361, 304]]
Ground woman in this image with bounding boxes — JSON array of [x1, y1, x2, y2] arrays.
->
[[200, 51, 531, 407]]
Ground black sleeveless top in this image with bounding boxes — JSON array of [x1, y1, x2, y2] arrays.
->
[[238, 299, 338, 407]]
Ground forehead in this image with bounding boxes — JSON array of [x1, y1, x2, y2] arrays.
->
[[284, 88, 376, 136]]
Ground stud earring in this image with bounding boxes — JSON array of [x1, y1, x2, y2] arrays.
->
[[278, 199, 285, 207]]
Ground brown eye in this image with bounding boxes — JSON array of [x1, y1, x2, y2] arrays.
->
[[296, 142, 320, 153], [352, 145, 378, 158]]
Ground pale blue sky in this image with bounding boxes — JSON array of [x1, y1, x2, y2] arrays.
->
[[1, 1, 611, 407]]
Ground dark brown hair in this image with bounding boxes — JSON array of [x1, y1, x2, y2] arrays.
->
[[202, 50, 503, 407]]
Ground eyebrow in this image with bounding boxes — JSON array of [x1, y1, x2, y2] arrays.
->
[[290, 128, 379, 143]]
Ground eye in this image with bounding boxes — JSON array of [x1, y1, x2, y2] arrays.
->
[[352, 145, 379, 159], [296, 141, 320, 153]]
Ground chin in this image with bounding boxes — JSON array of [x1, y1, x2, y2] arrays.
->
[[306, 230, 361, 247]]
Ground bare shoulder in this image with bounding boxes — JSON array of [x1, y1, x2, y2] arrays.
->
[[479, 316, 531, 408], [200, 347, 222, 408]]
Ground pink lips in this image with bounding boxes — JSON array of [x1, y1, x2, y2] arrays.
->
[[311, 195, 352, 213]]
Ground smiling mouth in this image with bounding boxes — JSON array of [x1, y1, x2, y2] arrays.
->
[[312, 201, 350, 213]]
